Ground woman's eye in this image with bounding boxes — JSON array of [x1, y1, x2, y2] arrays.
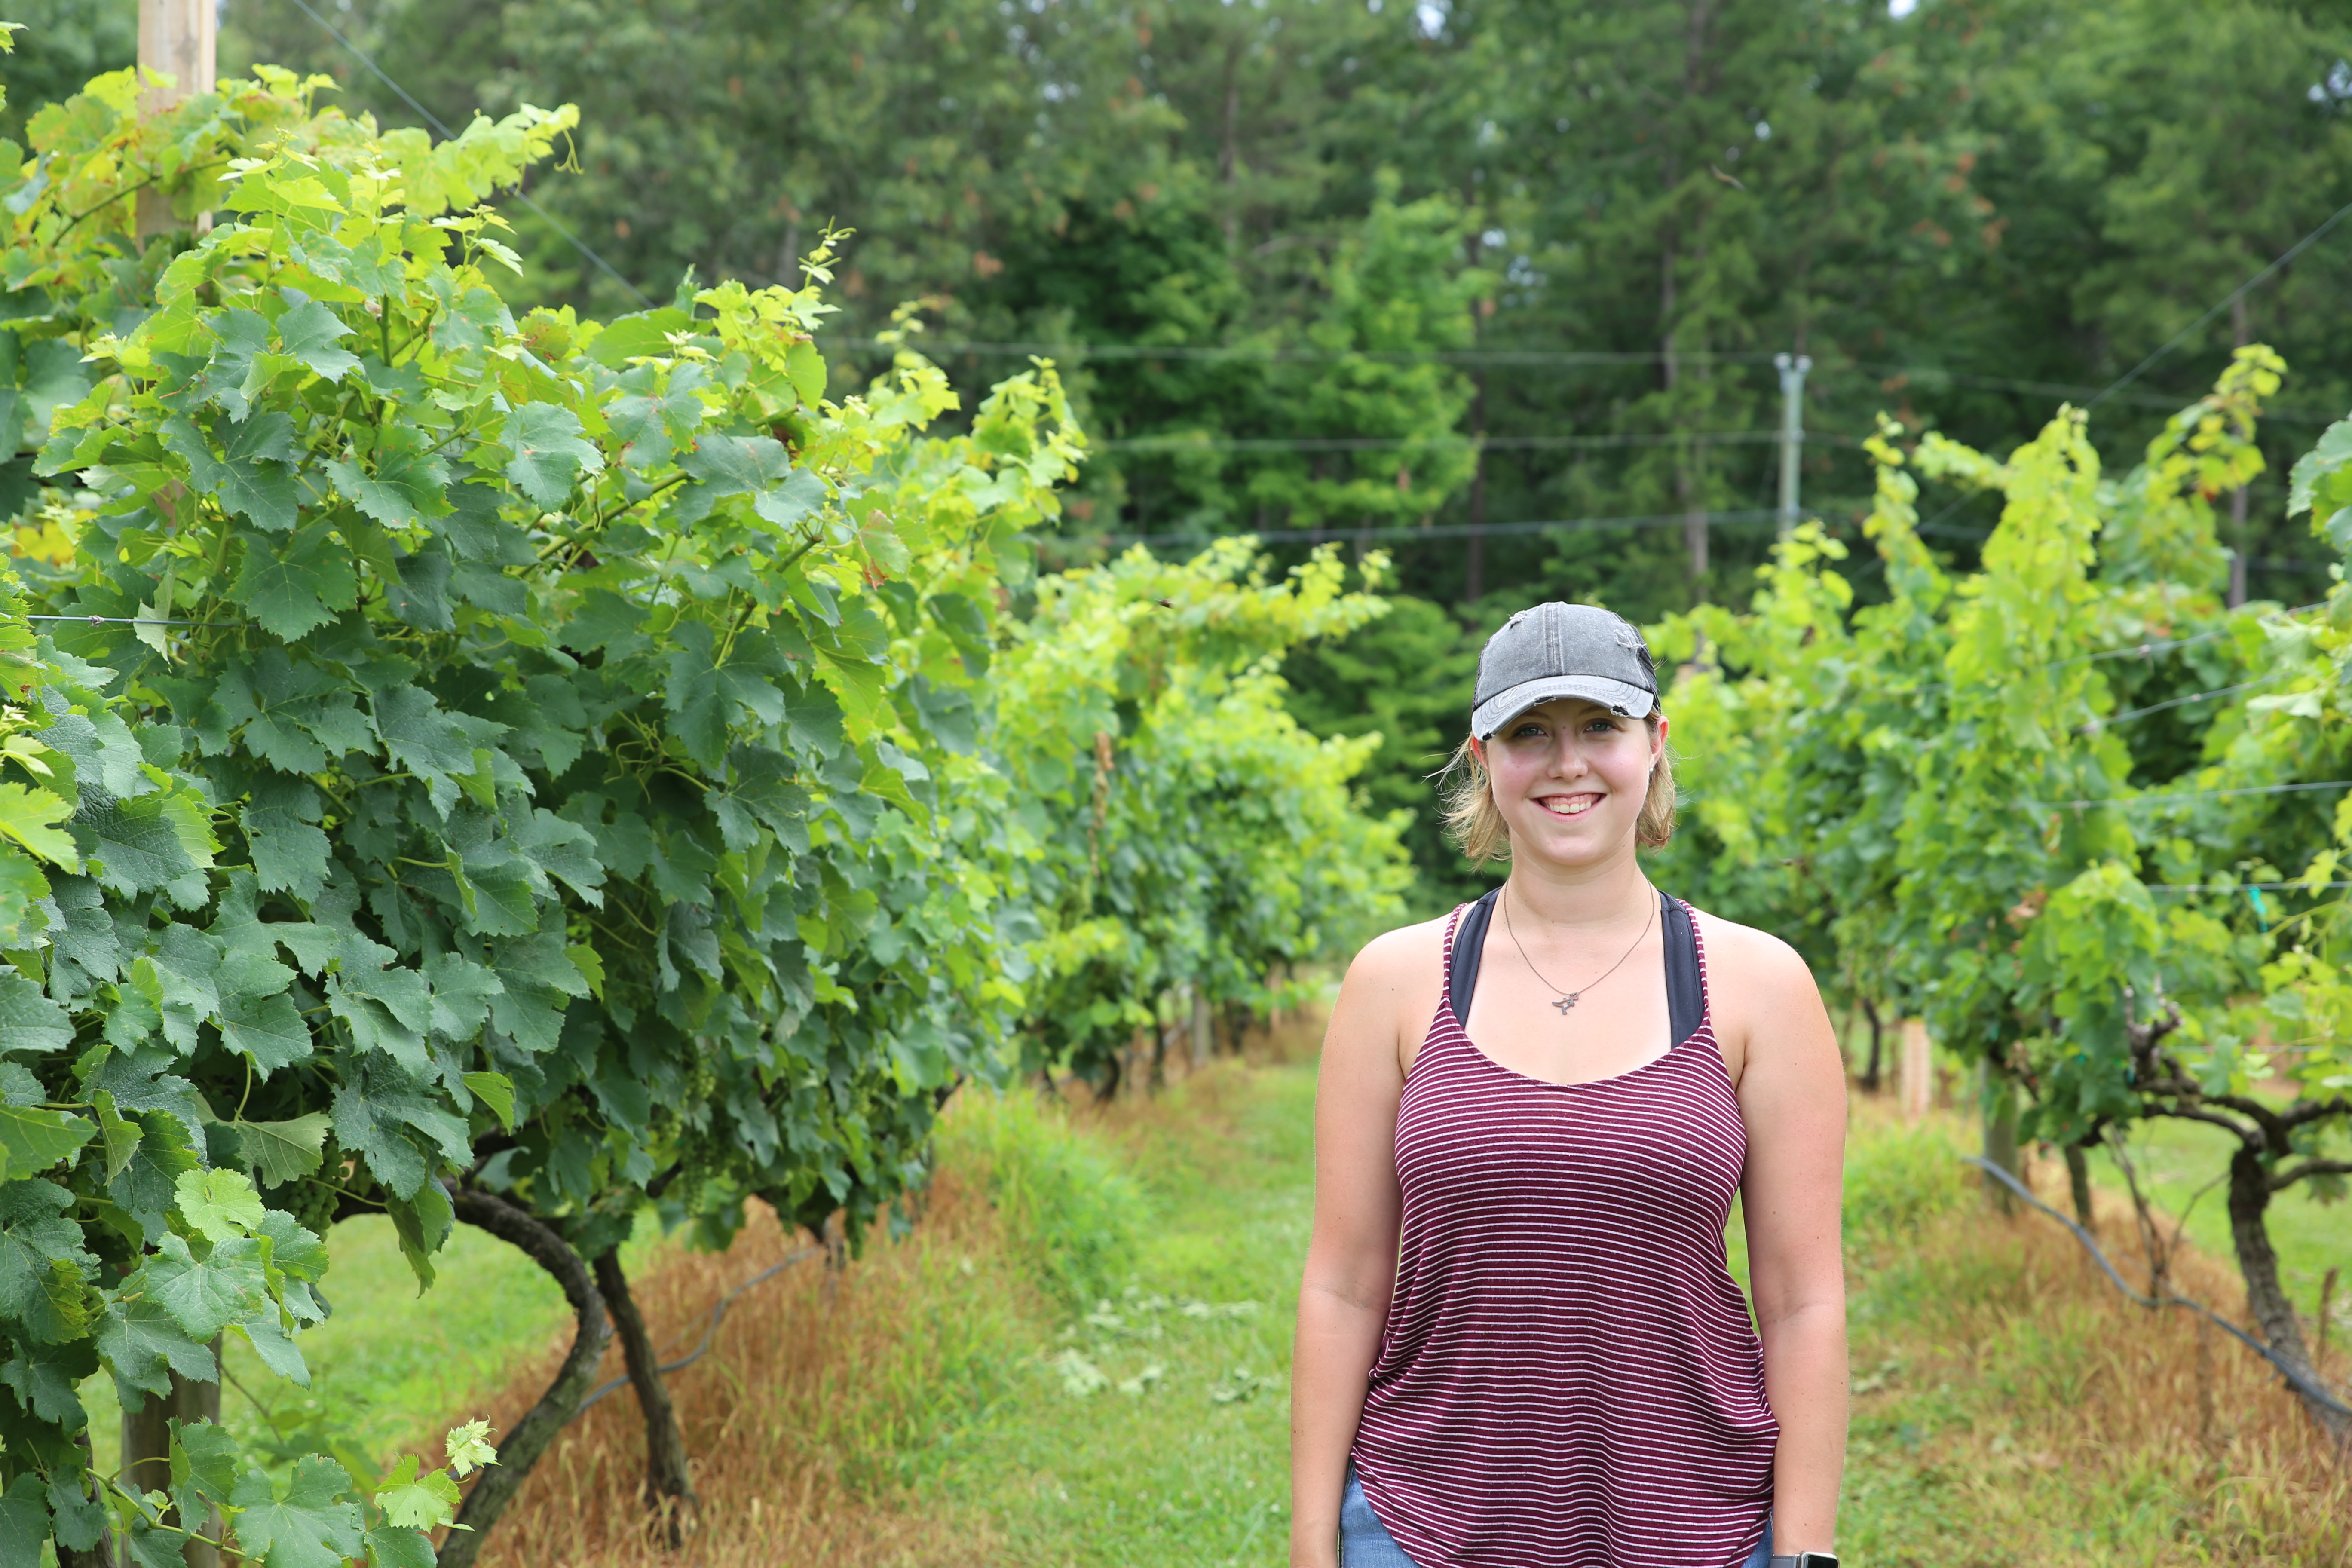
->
[[1511, 724, 1545, 739]]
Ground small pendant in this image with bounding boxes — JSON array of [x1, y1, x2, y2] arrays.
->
[[1553, 994, 1578, 1014]]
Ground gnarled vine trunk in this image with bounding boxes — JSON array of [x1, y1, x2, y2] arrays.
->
[[441, 1191, 611, 1568], [2226, 1147, 2352, 1447], [591, 1249, 697, 1545]]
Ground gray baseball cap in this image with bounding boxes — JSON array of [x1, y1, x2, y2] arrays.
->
[[1471, 602, 1658, 739]]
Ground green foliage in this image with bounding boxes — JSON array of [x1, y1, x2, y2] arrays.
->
[[0, 58, 1047, 1563], [0, 42, 1412, 1561], [1648, 350, 2352, 1401], [932, 1088, 1144, 1311], [1281, 591, 1488, 914], [991, 538, 1411, 1090]]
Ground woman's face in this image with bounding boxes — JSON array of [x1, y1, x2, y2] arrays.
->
[[1479, 697, 1664, 868]]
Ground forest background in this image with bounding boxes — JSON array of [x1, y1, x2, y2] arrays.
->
[[11, 0, 2352, 908]]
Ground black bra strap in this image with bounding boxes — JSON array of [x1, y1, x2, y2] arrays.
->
[[1662, 891, 1703, 1047], [1450, 886, 1704, 1047], [1447, 886, 1501, 1020]]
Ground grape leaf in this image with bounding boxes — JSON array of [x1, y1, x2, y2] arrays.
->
[[173, 1168, 267, 1244], [460, 1071, 514, 1132], [236, 1307, 310, 1385], [172, 1417, 242, 1526], [142, 1234, 267, 1340], [45, 1470, 107, 1555], [76, 793, 207, 901], [96, 1289, 218, 1402], [327, 444, 451, 529], [0, 1180, 94, 1343], [0, 1473, 49, 1568], [0, 973, 72, 1054], [275, 299, 361, 385], [230, 1455, 364, 1568], [221, 988, 311, 1076], [500, 403, 601, 509], [369, 1455, 459, 1531], [233, 1114, 330, 1189], [680, 432, 791, 497], [0, 1336, 90, 1425], [92, 1090, 141, 1182], [0, 783, 76, 869], [229, 522, 360, 638], [385, 547, 453, 631], [105, 1109, 201, 1247], [365, 1525, 438, 1568], [444, 1418, 497, 1475], [161, 412, 301, 533], [0, 1105, 92, 1181]]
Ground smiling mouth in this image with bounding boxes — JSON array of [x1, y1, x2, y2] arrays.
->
[[1536, 792, 1604, 818]]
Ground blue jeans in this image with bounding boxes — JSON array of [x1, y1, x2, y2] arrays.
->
[[1338, 1467, 1773, 1568]]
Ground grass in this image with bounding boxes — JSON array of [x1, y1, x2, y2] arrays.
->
[[128, 1014, 2352, 1566]]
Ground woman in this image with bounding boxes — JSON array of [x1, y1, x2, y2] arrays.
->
[[1290, 602, 1847, 1568]]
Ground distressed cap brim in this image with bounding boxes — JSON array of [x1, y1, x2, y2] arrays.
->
[[1472, 674, 1655, 739]]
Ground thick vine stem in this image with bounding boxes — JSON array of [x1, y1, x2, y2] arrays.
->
[[2131, 1004, 2352, 1444], [590, 1249, 698, 1547], [2227, 1147, 2352, 1447], [441, 1191, 611, 1568]]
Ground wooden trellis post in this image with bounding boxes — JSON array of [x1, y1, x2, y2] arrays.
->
[[136, 0, 214, 239]]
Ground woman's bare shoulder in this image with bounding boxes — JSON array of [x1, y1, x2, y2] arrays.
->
[[1348, 913, 1453, 986], [1688, 905, 1819, 997], [1327, 913, 1453, 1064]]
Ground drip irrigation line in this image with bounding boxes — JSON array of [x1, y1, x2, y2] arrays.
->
[[2088, 195, 2352, 411], [2031, 779, 2352, 812], [2079, 673, 2286, 732], [571, 1244, 823, 1419], [1963, 1156, 2352, 1420], [281, 0, 655, 309]]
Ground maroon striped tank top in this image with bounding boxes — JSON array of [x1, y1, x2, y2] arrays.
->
[[1348, 890, 1777, 1567]]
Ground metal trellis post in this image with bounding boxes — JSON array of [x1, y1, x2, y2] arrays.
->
[[1774, 351, 1812, 538]]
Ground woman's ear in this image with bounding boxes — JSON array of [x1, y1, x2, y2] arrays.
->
[[1468, 734, 1485, 765]]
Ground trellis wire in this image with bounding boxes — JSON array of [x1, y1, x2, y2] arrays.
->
[[1965, 1156, 2352, 1419], [280, 0, 655, 309], [2078, 672, 2286, 732], [2031, 780, 2352, 812]]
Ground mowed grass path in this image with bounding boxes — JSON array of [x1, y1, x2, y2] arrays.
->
[[912, 1062, 1319, 1568], [910, 1058, 2346, 1566]]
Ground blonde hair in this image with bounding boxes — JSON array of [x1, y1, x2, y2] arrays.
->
[[1439, 713, 1678, 862]]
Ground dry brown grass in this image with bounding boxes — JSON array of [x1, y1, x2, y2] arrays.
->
[[1841, 1100, 2352, 1565], [440, 1163, 1029, 1568], [426, 1008, 1335, 1568]]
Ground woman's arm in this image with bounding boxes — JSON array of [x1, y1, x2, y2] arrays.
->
[[1289, 925, 1427, 1568], [1720, 926, 1850, 1554]]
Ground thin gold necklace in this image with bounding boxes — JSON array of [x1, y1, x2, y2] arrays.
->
[[1501, 885, 1655, 1016]]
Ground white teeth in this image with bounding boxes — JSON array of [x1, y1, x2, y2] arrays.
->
[[1540, 795, 1600, 817]]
